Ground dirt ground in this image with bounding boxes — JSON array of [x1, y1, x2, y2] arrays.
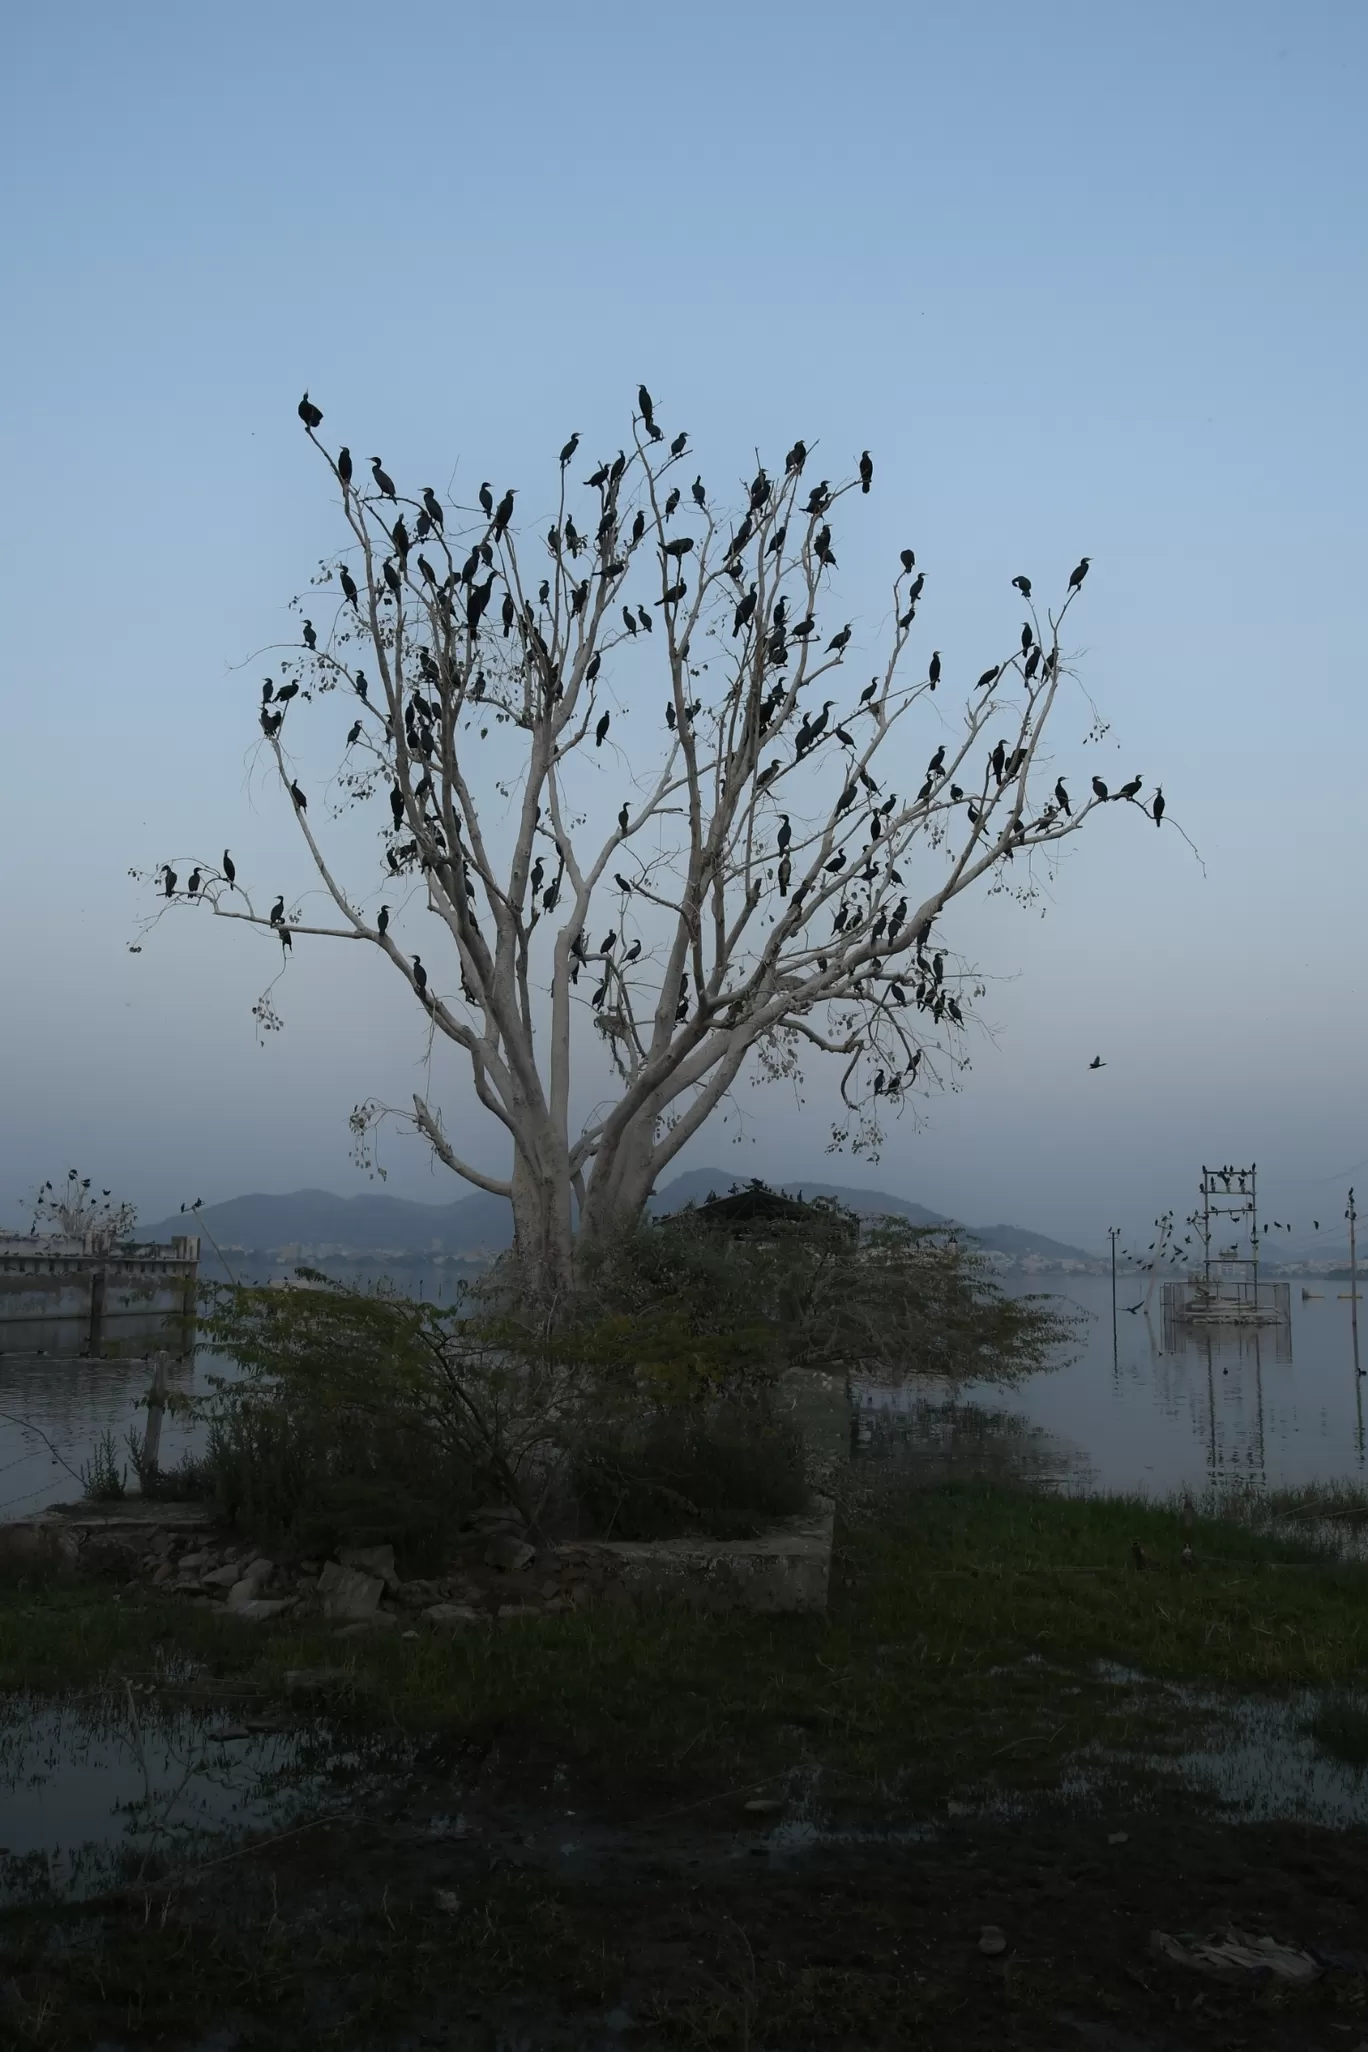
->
[[6, 1741, 1368, 2051]]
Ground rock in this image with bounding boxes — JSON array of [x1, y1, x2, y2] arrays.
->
[[483, 1535, 535, 1574], [177, 1551, 210, 1573], [151, 1561, 173, 1586], [424, 1603, 486, 1628], [317, 1561, 384, 1620], [469, 1506, 526, 1533], [200, 1563, 242, 1589], [979, 1926, 1007, 1957], [494, 1602, 542, 1622], [334, 1614, 400, 1638], [338, 1543, 401, 1592], [233, 1598, 296, 1624]]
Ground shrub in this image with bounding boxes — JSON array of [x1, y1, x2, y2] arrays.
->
[[570, 1404, 811, 1541]]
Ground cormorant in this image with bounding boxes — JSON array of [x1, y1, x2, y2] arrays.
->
[[928, 652, 941, 688], [371, 458, 396, 498], [290, 780, 307, 810], [1069, 556, 1091, 591], [670, 431, 688, 457], [339, 566, 360, 609], [412, 955, 428, 998], [222, 850, 236, 889], [595, 712, 611, 747], [270, 895, 285, 925], [559, 433, 580, 468], [298, 392, 322, 429], [377, 905, 389, 936], [1011, 574, 1031, 598], [1152, 787, 1165, 826], [302, 619, 316, 650], [858, 451, 873, 493]]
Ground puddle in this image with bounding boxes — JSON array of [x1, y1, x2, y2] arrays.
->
[[0, 1691, 373, 1900]]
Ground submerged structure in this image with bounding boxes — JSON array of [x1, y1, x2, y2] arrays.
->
[[1161, 1165, 1291, 1334], [0, 1230, 200, 1357]]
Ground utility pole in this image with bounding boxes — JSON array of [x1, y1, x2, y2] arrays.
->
[[1350, 1187, 1360, 1380], [1108, 1226, 1119, 1364]]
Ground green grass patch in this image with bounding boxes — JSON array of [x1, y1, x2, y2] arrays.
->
[[4, 1483, 1367, 1802]]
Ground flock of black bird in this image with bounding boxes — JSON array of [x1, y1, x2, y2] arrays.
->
[[146, 392, 1167, 1073]]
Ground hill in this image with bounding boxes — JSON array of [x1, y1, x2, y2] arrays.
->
[[146, 1173, 1096, 1269]]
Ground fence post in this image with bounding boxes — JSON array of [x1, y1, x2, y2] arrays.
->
[[142, 1352, 169, 1478]]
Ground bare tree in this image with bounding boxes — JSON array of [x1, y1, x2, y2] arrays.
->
[[149, 391, 1153, 1291]]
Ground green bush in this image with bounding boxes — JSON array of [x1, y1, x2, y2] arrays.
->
[[569, 1403, 811, 1541]]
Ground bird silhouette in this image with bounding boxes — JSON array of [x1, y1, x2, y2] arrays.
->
[[302, 619, 317, 650], [1011, 574, 1031, 598], [858, 451, 873, 493], [1089, 1055, 1106, 1069], [412, 955, 428, 999], [928, 652, 941, 688], [298, 392, 322, 429], [1055, 778, 1070, 816], [269, 895, 285, 925], [595, 712, 611, 747], [1091, 776, 1109, 802], [290, 780, 307, 811], [559, 433, 580, 468], [637, 384, 662, 440], [371, 458, 396, 498], [339, 566, 360, 609], [162, 866, 177, 898], [222, 850, 236, 890], [1152, 787, 1165, 827], [492, 489, 515, 539], [377, 905, 389, 936], [1069, 556, 1090, 591]]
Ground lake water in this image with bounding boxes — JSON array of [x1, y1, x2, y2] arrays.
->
[[1, 1271, 1364, 1521], [855, 1272, 1367, 1496]]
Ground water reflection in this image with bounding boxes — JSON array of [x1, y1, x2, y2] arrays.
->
[[0, 1689, 358, 1902]]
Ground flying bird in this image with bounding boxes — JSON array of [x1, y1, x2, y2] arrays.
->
[[1089, 1055, 1106, 1069]]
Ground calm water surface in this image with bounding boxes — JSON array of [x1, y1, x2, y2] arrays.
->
[[856, 1272, 1367, 1494], [2, 1269, 1364, 1519]]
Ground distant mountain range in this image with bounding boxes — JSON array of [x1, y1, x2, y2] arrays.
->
[[143, 1173, 1098, 1272]]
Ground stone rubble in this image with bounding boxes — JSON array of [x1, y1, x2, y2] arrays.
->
[[19, 1499, 832, 1625]]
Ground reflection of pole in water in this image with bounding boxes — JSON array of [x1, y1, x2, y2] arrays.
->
[[1109, 1227, 1119, 1377], [1205, 1329, 1218, 1486], [1350, 1188, 1361, 1380], [1252, 1321, 1267, 1487]]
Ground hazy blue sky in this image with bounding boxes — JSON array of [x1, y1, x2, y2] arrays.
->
[[2, 0, 1365, 1250]]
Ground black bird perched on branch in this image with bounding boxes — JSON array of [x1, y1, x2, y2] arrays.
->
[[776, 814, 792, 853], [302, 619, 316, 650], [279, 925, 292, 951], [1055, 778, 1071, 816], [595, 712, 611, 747], [637, 384, 662, 440], [928, 652, 941, 688], [785, 439, 807, 475], [666, 429, 686, 458], [657, 580, 687, 606], [1011, 574, 1031, 598], [298, 392, 322, 429], [290, 780, 307, 811], [732, 585, 758, 637], [339, 565, 360, 609], [859, 451, 873, 493], [346, 720, 362, 747], [664, 487, 681, 519], [160, 864, 177, 898], [275, 681, 298, 705], [1069, 556, 1091, 591], [804, 480, 832, 516], [1152, 787, 1165, 826], [269, 895, 284, 925], [618, 803, 630, 834], [371, 458, 396, 498], [1091, 776, 1109, 802], [491, 489, 515, 539], [478, 481, 494, 518], [376, 905, 389, 936], [421, 488, 444, 532], [222, 850, 236, 890], [1117, 775, 1143, 801], [976, 666, 1000, 691], [559, 432, 580, 468], [412, 955, 428, 1000], [622, 605, 637, 636]]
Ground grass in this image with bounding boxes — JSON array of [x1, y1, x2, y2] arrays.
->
[[4, 1481, 1368, 1800]]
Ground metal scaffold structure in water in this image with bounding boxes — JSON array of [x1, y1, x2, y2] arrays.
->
[[1161, 1164, 1291, 1333]]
